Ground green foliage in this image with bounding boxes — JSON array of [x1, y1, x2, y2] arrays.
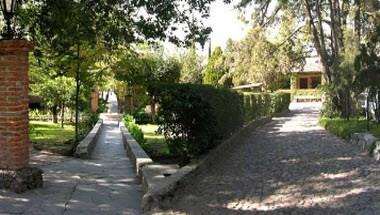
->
[[241, 92, 291, 123], [224, 26, 303, 91], [148, 83, 291, 164], [133, 110, 153, 125], [179, 46, 203, 84], [124, 114, 146, 144], [149, 83, 244, 165], [271, 92, 291, 114], [319, 117, 380, 140], [203, 47, 227, 87]]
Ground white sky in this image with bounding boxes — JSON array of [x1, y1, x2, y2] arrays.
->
[[204, 0, 250, 50], [164, 0, 252, 56]]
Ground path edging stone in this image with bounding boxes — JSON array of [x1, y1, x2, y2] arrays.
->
[[74, 119, 103, 159], [120, 123, 153, 177], [141, 116, 272, 213], [350, 132, 380, 160]]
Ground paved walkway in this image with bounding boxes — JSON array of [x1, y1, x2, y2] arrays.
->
[[0, 93, 142, 215], [159, 103, 380, 214]]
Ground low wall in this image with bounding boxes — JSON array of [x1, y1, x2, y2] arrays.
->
[[74, 119, 103, 159], [120, 124, 153, 177]]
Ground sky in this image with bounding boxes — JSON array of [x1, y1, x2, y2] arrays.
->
[[164, 0, 252, 56], [204, 0, 251, 51]]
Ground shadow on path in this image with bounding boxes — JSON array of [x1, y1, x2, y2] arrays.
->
[[0, 92, 142, 215], [159, 104, 380, 215]]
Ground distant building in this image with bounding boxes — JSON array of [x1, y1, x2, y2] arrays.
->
[[291, 56, 323, 90], [232, 83, 263, 92]]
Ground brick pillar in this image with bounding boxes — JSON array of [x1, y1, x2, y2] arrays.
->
[[0, 40, 33, 170], [0, 40, 43, 193]]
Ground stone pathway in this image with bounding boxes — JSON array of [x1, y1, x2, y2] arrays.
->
[[159, 103, 380, 214], [0, 93, 142, 215]]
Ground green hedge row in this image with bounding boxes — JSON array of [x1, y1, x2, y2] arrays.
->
[[124, 114, 145, 144], [241, 92, 291, 122], [149, 83, 290, 164]]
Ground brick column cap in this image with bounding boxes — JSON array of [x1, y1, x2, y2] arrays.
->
[[0, 40, 34, 54]]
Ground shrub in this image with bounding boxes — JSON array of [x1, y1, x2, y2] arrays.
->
[[124, 114, 145, 144], [241, 92, 290, 122], [149, 83, 243, 164], [133, 110, 153, 124], [149, 83, 291, 165]]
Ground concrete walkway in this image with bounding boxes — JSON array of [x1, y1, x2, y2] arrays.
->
[[0, 93, 142, 215], [159, 103, 380, 214]]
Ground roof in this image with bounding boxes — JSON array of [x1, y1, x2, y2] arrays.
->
[[232, 83, 263, 90], [293, 56, 323, 73]]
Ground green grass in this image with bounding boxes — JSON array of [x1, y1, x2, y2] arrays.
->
[[30, 121, 75, 145], [138, 124, 170, 156], [319, 117, 380, 139]]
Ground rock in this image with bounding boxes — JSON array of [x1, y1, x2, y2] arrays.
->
[[350, 133, 360, 145], [373, 141, 380, 161], [361, 133, 377, 150], [0, 167, 43, 193]]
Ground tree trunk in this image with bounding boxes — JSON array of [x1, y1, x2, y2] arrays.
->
[[151, 96, 156, 123], [61, 102, 65, 129], [52, 105, 58, 124], [75, 43, 81, 143]]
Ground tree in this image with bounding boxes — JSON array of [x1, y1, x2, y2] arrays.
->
[[31, 75, 75, 126], [356, 14, 380, 122], [235, 0, 380, 117], [17, 0, 217, 142], [113, 43, 181, 116], [223, 26, 302, 91], [203, 47, 227, 87], [180, 46, 203, 84]]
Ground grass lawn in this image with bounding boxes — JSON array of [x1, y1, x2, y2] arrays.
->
[[320, 117, 380, 139], [138, 124, 170, 156], [30, 121, 75, 145]]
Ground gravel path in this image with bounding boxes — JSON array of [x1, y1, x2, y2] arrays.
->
[[158, 103, 380, 215], [0, 93, 142, 215]]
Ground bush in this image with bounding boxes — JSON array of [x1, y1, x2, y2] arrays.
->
[[149, 83, 243, 164], [133, 110, 153, 124], [149, 83, 291, 165], [241, 92, 290, 122], [124, 114, 145, 144]]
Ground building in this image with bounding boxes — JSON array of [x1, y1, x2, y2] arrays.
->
[[232, 83, 263, 92], [291, 56, 323, 90]]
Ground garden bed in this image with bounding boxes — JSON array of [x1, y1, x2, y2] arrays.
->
[[319, 117, 380, 139]]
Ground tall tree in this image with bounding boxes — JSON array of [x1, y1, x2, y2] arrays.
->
[[203, 47, 227, 87], [180, 46, 203, 84], [17, 0, 217, 142], [235, 0, 380, 117]]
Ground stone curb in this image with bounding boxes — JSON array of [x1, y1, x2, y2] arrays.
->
[[74, 119, 103, 159], [142, 116, 272, 213], [119, 124, 154, 178], [350, 132, 380, 160]]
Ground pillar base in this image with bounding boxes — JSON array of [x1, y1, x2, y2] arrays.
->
[[0, 167, 43, 193]]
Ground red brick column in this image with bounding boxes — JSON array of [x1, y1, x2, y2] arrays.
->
[[0, 40, 33, 170]]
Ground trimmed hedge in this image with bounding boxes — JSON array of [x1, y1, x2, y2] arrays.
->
[[124, 114, 145, 144], [149, 83, 290, 164], [149, 83, 243, 164], [240, 92, 290, 123]]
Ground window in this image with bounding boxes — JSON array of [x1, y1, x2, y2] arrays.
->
[[299, 78, 308, 89], [311, 77, 321, 88]]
